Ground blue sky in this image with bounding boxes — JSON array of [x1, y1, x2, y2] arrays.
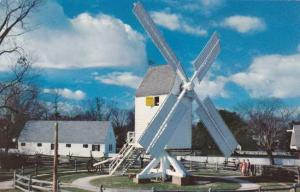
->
[[1, 0, 300, 112]]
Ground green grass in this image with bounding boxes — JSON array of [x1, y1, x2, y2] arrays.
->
[[90, 176, 240, 190], [62, 187, 91, 192]]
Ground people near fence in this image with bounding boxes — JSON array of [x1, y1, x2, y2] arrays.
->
[[240, 159, 246, 176], [239, 160, 242, 174], [246, 159, 251, 176], [250, 164, 255, 176], [235, 159, 240, 171]]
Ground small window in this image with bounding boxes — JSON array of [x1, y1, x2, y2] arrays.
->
[[92, 145, 100, 151], [83, 144, 88, 148], [146, 96, 154, 106], [154, 96, 159, 106], [21, 143, 26, 146], [37, 143, 42, 147], [109, 144, 113, 152], [66, 144, 71, 148], [51, 144, 54, 150]]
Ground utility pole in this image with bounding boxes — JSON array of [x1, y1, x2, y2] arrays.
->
[[53, 93, 59, 192], [52, 122, 58, 192]]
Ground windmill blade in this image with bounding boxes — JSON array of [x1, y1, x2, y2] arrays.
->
[[191, 32, 220, 83], [138, 92, 187, 157], [203, 97, 239, 151], [133, 2, 188, 83], [194, 93, 238, 157]]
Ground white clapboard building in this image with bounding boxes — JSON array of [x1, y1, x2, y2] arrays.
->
[[18, 121, 116, 157], [288, 124, 300, 150], [135, 65, 192, 149]]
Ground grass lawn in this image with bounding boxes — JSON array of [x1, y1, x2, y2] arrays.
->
[[62, 187, 91, 192], [90, 176, 240, 190]]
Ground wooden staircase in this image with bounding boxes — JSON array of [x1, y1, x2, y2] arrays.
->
[[109, 134, 144, 176]]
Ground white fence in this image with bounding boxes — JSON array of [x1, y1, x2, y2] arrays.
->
[[179, 156, 300, 166], [13, 171, 59, 192]]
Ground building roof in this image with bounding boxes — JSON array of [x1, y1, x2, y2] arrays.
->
[[290, 124, 300, 150], [18, 121, 112, 144], [136, 65, 176, 97]]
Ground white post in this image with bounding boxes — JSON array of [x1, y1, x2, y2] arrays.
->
[[13, 170, 16, 188]]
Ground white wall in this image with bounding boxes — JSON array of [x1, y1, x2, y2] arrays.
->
[[18, 142, 106, 157], [104, 126, 116, 153], [18, 142, 52, 155], [135, 94, 192, 149]]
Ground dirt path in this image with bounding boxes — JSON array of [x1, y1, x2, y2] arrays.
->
[[220, 176, 260, 190], [71, 174, 260, 192], [0, 180, 13, 190]]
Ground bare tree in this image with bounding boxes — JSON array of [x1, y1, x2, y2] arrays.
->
[[0, 0, 41, 57], [237, 98, 293, 164], [0, 57, 45, 169], [79, 97, 114, 121]]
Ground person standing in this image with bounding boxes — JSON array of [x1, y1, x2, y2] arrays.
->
[[246, 159, 251, 176], [241, 159, 246, 176]]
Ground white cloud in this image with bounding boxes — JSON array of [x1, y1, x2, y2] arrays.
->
[[0, 1, 147, 70], [94, 72, 142, 89], [170, 0, 224, 14], [43, 88, 86, 100], [150, 11, 207, 36], [222, 15, 266, 33], [200, 0, 224, 8], [195, 75, 229, 99], [45, 101, 83, 116], [231, 53, 300, 98]]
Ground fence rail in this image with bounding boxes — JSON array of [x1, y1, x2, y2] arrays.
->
[[13, 171, 60, 192]]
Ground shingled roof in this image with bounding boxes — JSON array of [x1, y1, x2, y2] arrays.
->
[[18, 121, 111, 144], [136, 65, 176, 97]]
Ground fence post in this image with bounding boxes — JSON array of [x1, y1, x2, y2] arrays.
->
[[35, 163, 38, 176], [75, 159, 77, 172], [292, 183, 297, 192], [13, 170, 16, 188], [57, 179, 60, 192], [297, 167, 300, 184], [258, 186, 261, 192], [28, 175, 32, 191], [152, 187, 155, 192], [21, 166, 24, 175]]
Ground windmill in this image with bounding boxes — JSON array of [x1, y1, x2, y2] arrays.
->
[[132, 2, 239, 182]]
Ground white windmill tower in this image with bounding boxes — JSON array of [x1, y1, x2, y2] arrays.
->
[[132, 2, 239, 182], [107, 2, 239, 183]]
